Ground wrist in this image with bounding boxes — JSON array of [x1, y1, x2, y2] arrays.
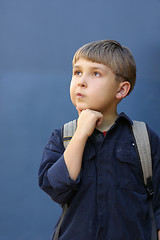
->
[[74, 128, 89, 142]]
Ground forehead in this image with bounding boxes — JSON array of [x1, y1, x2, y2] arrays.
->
[[73, 58, 110, 72]]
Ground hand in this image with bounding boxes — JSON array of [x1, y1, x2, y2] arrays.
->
[[76, 108, 103, 138]]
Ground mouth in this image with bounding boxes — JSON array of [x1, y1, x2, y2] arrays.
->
[[76, 92, 84, 98]]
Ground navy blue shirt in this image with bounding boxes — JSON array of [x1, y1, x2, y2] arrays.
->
[[38, 113, 160, 240]]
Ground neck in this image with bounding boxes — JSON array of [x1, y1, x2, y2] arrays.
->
[[96, 112, 118, 132]]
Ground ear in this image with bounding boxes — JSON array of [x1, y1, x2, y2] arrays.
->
[[116, 81, 131, 100]]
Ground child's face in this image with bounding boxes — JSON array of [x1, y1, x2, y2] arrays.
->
[[70, 58, 121, 115]]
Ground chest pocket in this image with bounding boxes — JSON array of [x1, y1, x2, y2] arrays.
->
[[115, 144, 146, 193]]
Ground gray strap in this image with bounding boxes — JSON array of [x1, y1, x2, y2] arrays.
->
[[53, 120, 77, 239], [149, 201, 158, 240], [53, 204, 68, 240], [132, 121, 152, 185], [132, 121, 157, 240], [63, 119, 77, 149]]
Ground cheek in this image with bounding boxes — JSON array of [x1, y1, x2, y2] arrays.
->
[[90, 86, 111, 104], [70, 80, 74, 94], [70, 79, 76, 90], [70, 83, 76, 104], [91, 84, 106, 98]]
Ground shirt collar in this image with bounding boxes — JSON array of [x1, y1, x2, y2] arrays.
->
[[115, 112, 133, 125], [90, 112, 133, 138]]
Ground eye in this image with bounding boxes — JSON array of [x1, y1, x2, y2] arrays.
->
[[93, 71, 101, 77], [73, 70, 82, 76]]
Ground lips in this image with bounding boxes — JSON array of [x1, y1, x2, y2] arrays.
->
[[76, 92, 84, 98]]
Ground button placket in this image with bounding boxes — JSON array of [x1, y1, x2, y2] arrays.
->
[[96, 133, 107, 232]]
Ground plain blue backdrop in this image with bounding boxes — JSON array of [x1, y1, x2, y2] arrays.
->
[[0, 0, 160, 239]]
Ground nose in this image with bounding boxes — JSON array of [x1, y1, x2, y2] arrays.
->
[[77, 77, 87, 88]]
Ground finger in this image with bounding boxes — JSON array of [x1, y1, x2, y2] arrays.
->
[[96, 116, 103, 126]]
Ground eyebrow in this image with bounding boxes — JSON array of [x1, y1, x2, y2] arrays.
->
[[73, 65, 81, 69], [73, 65, 106, 72]]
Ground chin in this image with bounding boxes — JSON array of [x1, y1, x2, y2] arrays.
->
[[75, 104, 88, 111]]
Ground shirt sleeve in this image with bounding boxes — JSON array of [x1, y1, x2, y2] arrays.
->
[[148, 126, 160, 230], [38, 129, 80, 205]]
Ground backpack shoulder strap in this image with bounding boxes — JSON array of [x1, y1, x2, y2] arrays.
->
[[132, 121, 152, 186], [62, 119, 77, 149], [53, 120, 77, 240], [132, 121, 157, 240]]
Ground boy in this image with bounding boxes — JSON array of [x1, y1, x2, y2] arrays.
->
[[38, 40, 160, 240]]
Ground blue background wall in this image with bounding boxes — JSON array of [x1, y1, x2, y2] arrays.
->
[[0, 0, 160, 239]]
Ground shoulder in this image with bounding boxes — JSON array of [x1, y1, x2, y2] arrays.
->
[[146, 125, 160, 155], [62, 119, 77, 136], [146, 125, 160, 143], [45, 119, 77, 151], [45, 128, 64, 152]]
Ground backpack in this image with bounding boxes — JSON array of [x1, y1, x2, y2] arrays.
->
[[53, 120, 157, 240]]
